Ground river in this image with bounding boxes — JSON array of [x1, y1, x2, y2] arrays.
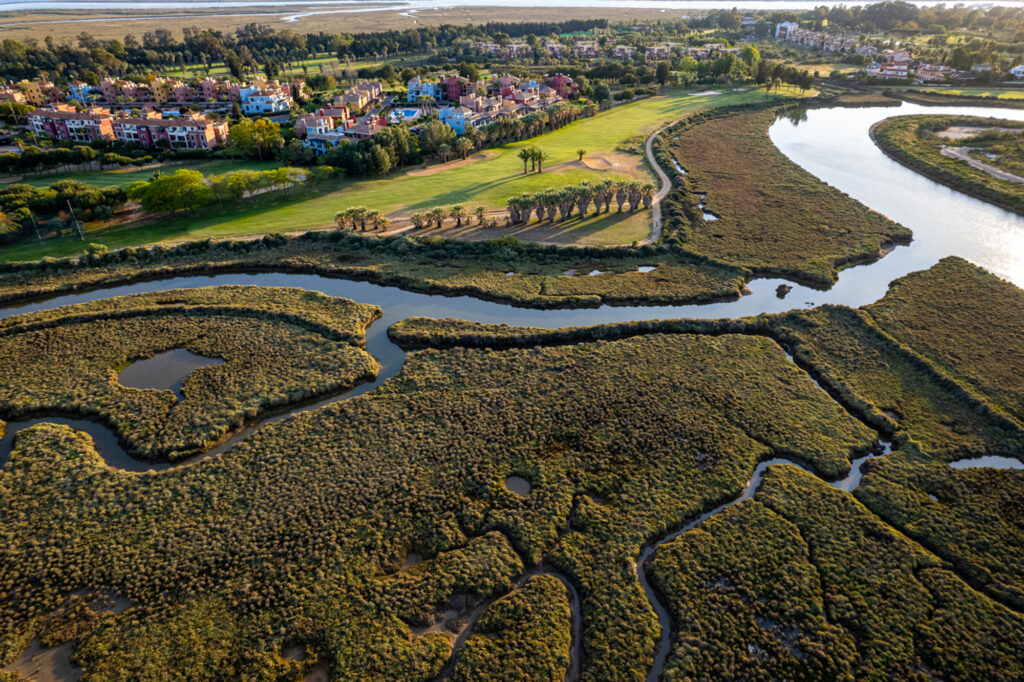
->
[[0, 101, 1021, 681]]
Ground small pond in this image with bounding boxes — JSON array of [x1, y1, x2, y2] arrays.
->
[[949, 456, 1024, 471], [117, 349, 224, 401], [505, 476, 532, 496]]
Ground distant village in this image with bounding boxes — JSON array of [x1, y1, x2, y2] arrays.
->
[[4, 18, 1023, 158]]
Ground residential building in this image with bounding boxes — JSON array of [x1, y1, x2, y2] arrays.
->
[[489, 73, 521, 98], [303, 117, 387, 154], [915, 64, 949, 82], [240, 88, 292, 114], [295, 106, 354, 138], [613, 45, 637, 59], [507, 43, 531, 58], [741, 16, 757, 32], [295, 113, 337, 139], [407, 75, 442, 102], [645, 43, 684, 59], [0, 88, 28, 104], [67, 81, 97, 105], [573, 41, 601, 58], [112, 111, 228, 149], [27, 104, 116, 142], [548, 73, 578, 99], [867, 61, 909, 79], [15, 79, 60, 105], [1011, 64, 1024, 80], [775, 22, 799, 40], [779, 26, 857, 53], [438, 105, 480, 134]]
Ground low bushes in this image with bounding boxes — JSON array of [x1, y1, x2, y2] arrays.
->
[[0, 230, 750, 309], [872, 113, 1024, 215], [0, 331, 875, 679], [0, 286, 379, 460], [662, 105, 911, 284], [452, 575, 571, 681], [651, 465, 1024, 680]]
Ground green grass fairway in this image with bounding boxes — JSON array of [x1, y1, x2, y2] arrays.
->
[[1, 87, 776, 262], [5, 159, 279, 189], [917, 87, 1024, 99]]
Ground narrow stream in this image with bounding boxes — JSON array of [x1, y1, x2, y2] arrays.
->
[[1, 101, 1023, 680], [637, 444, 890, 682]]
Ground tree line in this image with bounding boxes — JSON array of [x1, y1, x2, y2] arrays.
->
[[506, 180, 656, 224]]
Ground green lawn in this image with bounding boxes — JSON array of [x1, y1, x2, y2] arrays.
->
[[1, 87, 774, 262], [917, 87, 1024, 99], [6, 159, 279, 189]]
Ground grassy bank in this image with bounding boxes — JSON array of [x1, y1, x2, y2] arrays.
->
[[0, 286, 378, 460], [887, 89, 1024, 109], [664, 105, 911, 284], [872, 114, 1024, 215], [0, 231, 750, 310]]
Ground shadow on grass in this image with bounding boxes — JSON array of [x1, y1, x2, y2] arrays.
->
[[402, 209, 649, 245]]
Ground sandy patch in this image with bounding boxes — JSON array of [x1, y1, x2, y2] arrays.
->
[[582, 156, 613, 170], [2, 639, 82, 681], [544, 153, 637, 175], [0, 175, 23, 184], [405, 152, 494, 176], [690, 90, 722, 97], [937, 125, 1021, 140]]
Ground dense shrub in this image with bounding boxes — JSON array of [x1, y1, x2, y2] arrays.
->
[[0, 286, 379, 460]]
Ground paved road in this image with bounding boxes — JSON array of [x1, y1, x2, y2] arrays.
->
[[941, 145, 1024, 184], [641, 125, 673, 245]]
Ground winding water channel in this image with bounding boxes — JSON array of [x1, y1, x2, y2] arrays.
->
[[1, 101, 1022, 680]]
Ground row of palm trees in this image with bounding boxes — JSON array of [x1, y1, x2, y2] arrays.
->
[[410, 204, 489, 229], [505, 180, 656, 224], [516, 146, 551, 174], [335, 206, 389, 231]]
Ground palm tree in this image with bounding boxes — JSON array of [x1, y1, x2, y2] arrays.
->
[[517, 147, 532, 174], [365, 208, 384, 230], [450, 204, 468, 226], [641, 183, 656, 209], [628, 182, 642, 211], [614, 181, 628, 212], [352, 207, 370, 230], [335, 210, 350, 228], [534, 148, 550, 173], [454, 137, 473, 160], [576, 148, 586, 162], [601, 180, 615, 212], [506, 197, 521, 224], [374, 214, 390, 232], [475, 206, 487, 224], [437, 143, 452, 163], [411, 212, 427, 229], [576, 181, 594, 218], [427, 206, 446, 228], [542, 190, 559, 222]]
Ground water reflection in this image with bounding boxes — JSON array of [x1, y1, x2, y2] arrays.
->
[[770, 102, 1024, 288], [117, 348, 224, 401]]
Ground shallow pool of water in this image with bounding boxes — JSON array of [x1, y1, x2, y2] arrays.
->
[[117, 348, 224, 401], [505, 475, 532, 496], [949, 455, 1024, 470]]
